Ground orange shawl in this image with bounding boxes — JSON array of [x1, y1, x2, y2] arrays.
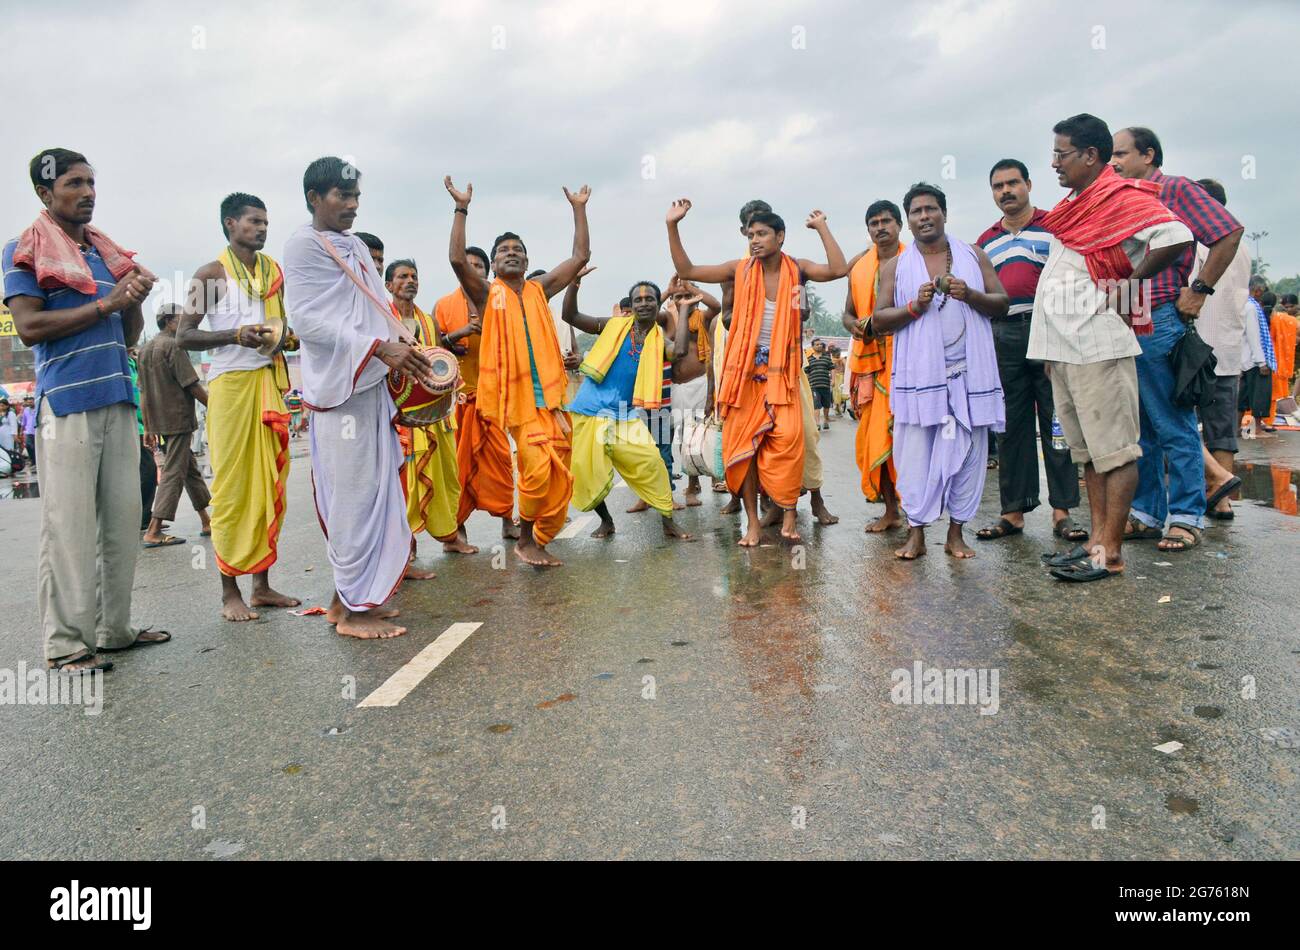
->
[[478, 278, 566, 429], [435, 288, 480, 392], [847, 242, 905, 375], [686, 308, 711, 364], [718, 253, 801, 414]]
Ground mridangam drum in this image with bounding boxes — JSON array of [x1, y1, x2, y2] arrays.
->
[[680, 414, 723, 479], [390, 345, 461, 427]]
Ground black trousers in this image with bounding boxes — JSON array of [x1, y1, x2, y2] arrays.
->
[[139, 436, 157, 530], [992, 317, 1080, 514]]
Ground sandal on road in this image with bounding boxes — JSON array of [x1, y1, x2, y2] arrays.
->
[[1204, 476, 1241, 514], [1206, 508, 1235, 521], [143, 535, 186, 548], [1157, 524, 1202, 553], [1122, 521, 1162, 542], [1041, 544, 1090, 567], [976, 518, 1023, 541], [1050, 561, 1119, 583], [47, 651, 114, 674], [1053, 517, 1089, 542], [100, 628, 172, 653]]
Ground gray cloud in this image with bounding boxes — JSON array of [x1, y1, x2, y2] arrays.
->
[[3, 0, 1296, 320]]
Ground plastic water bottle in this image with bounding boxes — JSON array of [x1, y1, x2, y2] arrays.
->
[[1241, 413, 1256, 440], [1051, 415, 1067, 452]]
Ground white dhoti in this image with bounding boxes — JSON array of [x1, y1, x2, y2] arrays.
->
[[309, 383, 411, 611], [672, 373, 708, 473], [893, 370, 989, 527]]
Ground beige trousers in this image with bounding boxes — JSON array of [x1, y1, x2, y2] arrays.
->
[[36, 400, 142, 660]]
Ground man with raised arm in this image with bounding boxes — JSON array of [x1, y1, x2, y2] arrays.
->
[[667, 199, 847, 546], [563, 270, 694, 541], [444, 175, 588, 567]]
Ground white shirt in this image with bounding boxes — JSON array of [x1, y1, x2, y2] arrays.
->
[[205, 275, 274, 382], [0, 411, 16, 453], [1192, 242, 1251, 376], [757, 298, 776, 350], [1028, 219, 1192, 364]]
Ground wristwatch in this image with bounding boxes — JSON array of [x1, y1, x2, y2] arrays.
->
[[1190, 279, 1215, 295]]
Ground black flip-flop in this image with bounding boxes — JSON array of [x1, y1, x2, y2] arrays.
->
[[1051, 561, 1118, 582], [1041, 544, 1090, 566], [976, 518, 1023, 541], [1206, 508, 1235, 521], [1205, 476, 1242, 514], [100, 628, 172, 652]]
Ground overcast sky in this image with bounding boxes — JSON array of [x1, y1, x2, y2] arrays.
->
[[4, 0, 1297, 323]]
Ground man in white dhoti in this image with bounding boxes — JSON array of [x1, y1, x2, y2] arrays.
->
[[872, 183, 1009, 560], [668, 277, 719, 506], [283, 157, 435, 640]]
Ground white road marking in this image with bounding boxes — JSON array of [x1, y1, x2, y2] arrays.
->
[[613, 478, 627, 490], [555, 514, 597, 539], [357, 622, 482, 708]]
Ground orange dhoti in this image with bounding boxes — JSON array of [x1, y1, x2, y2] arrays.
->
[[455, 392, 515, 524], [722, 366, 804, 508], [853, 338, 896, 503], [508, 407, 573, 546], [1268, 311, 1297, 422]]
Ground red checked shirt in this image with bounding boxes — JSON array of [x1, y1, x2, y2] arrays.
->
[[1148, 171, 1242, 309]]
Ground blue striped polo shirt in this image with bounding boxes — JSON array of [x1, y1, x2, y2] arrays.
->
[[976, 209, 1051, 316], [2, 237, 134, 416]]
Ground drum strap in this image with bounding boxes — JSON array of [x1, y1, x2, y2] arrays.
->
[[312, 231, 418, 346]]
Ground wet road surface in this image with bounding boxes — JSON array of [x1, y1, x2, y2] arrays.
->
[[1, 422, 1296, 859]]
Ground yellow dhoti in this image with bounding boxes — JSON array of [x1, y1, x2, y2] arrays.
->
[[571, 413, 673, 517], [207, 366, 290, 576], [401, 416, 460, 541]]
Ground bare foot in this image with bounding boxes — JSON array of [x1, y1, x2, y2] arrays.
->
[[501, 518, 521, 540], [326, 603, 398, 623], [671, 497, 685, 511], [249, 588, 302, 609], [944, 523, 976, 558], [626, 499, 650, 514], [738, 522, 762, 547], [780, 509, 801, 543], [442, 537, 480, 554], [711, 481, 729, 494], [515, 538, 563, 567], [403, 564, 437, 580], [895, 527, 926, 560], [811, 493, 839, 525], [720, 495, 741, 514], [684, 491, 703, 507], [336, 611, 407, 639], [591, 519, 616, 539], [221, 591, 259, 622], [662, 517, 696, 541], [866, 512, 903, 533], [760, 504, 782, 528]]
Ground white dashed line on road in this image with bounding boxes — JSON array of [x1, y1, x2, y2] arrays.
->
[[357, 622, 483, 708]]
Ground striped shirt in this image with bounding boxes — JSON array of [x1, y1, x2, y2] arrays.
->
[[976, 209, 1050, 315], [1027, 218, 1192, 365], [2, 238, 134, 417], [1149, 172, 1242, 308], [1248, 298, 1276, 372], [805, 353, 834, 389]]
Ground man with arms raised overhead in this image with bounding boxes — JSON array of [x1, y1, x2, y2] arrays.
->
[[444, 175, 590, 567], [434, 244, 520, 544], [178, 192, 301, 621], [284, 157, 435, 637], [667, 199, 847, 545]]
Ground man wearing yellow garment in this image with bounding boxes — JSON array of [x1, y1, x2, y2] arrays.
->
[[178, 193, 302, 622], [384, 259, 475, 558], [562, 271, 694, 541]]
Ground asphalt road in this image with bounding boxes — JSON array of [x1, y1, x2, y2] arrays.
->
[[1, 419, 1296, 859]]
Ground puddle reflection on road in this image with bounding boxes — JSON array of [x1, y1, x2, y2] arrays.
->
[[0, 479, 39, 500], [1232, 462, 1298, 515]]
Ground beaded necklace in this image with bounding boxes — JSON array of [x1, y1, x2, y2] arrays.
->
[[920, 239, 954, 311]]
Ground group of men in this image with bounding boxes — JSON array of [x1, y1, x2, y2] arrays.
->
[[5, 109, 1287, 666]]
